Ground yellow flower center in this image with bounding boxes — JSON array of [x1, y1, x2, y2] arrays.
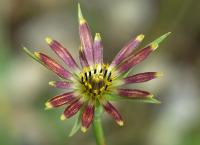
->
[[80, 64, 113, 100]]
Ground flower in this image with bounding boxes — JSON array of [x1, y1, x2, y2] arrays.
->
[[24, 4, 170, 133]]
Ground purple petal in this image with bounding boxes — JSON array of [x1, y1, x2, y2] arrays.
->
[[61, 99, 83, 120], [34, 52, 71, 79], [81, 105, 95, 132], [79, 46, 89, 67], [124, 72, 163, 84], [78, 4, 94, 65], [49, 81, 72, 89], [117, 43, 158, 73], [93, 33, 103, 64], [117, 89, 153, 99], [103, 101, 124, 126], [46, 37, 79, 70], [45, 92, 76, 109], [111, 34, 144, 67]]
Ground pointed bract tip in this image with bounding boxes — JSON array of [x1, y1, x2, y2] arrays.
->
[[60, 114, 66, 121], [81, 126, 87, 133], [45, 37, 53, 44], [136, 34, 145, 42], [23, 46, 28, 52], [153, 32, 171, 45], [45, 102, 52, 110], [117, 120, 124, 126], [95, 33, 101, 41], [48, 81, 55, 86], [155, 72, 164, 77], [151, 43, 159, 51], [23, 47, 33, 55], [78, 3, 86, 24]]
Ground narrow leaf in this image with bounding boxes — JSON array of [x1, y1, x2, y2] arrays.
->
[[68, 111, 81, 137], [104, 94, 160, 104], [23, 47, 40, 62]]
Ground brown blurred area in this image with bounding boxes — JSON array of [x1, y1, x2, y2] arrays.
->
[[0, 0, 200, 145]]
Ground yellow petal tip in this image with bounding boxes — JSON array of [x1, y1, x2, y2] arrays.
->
[[81, 126, 87, 133], [151, 43, 159, 50], [48, 81, 55, 86], [136, 34, 145, 41], [148, 94, 154, 98], [155, 72, 163, 77], [60, 114, 66, 121], [34, 52, 40, 58], [45, 37, 53, 44], [45, 102, 52, 110], [117, 121, 124, 126], [95, 33, 101, 41]]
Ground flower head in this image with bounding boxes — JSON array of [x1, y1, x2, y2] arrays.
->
[[24, 4, 170, 133]]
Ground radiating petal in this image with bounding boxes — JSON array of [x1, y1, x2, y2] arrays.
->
[[79, 46, 89, 67], [117, 43, 158, 73], [78, 4, 94, 65], [81, 105, 95, 132], [117, 89, 153, 99], [93, 33, 103, 64], [111, 34, 144, 67], [48, 81, 72, 89], [117, 32, 171, 74], [60, 99, 83, 120], [123, 72, 163, 84], [45, 37, 79, 70], [34, 52, 71, 79], [103, 102, 124, 126], [45, 92, 76, 109]]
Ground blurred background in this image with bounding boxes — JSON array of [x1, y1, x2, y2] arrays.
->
[[0, 0, 200, 145]]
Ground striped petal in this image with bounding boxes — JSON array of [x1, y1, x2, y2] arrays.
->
[[34, 52, 71, 79], [60, 99, 83, 120], [93, 33, 103, 64], [117, 89, 153, 99], [81, 105, 95, 132], [103, 102, 124, 126], [45, 37, 79, 70], [123, 72, 163, 84], [45, 92, 76, 109], [117, 43, 158, 73], [49, 81, 72, 89], [79, 46, 89, 67], [117, 32, 171, 74], [111, 34, 144, 67], [78, 4, 94, 65]]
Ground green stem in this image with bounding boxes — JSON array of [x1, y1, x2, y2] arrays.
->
[[93, 117, 105, 145]]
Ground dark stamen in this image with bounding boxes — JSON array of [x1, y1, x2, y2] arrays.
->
[[105, 85, 108, 90], [84, 73, 88, 80], [107, 72, 111, 80], [104, 70, 108, 78], [89, 71, 91, 77]]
